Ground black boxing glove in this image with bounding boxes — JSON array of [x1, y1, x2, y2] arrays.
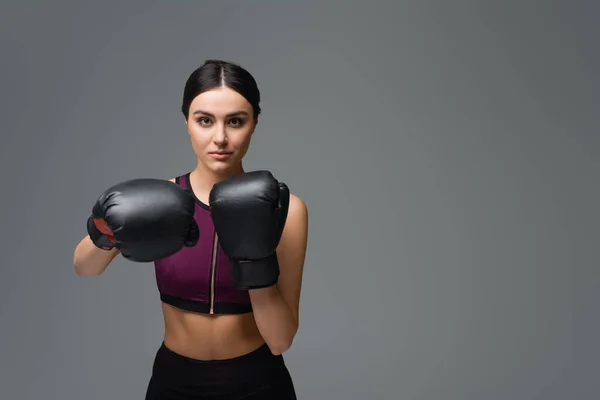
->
[[88, 178, 199, 262], [209, 171, 290, 290]]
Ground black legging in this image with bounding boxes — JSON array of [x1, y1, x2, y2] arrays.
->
[[144, 342, 297, 400]]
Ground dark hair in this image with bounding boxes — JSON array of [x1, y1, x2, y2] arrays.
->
[[181, 59, 261, 120]]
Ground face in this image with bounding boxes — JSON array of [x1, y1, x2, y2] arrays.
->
[[186, 86, 257, 174]]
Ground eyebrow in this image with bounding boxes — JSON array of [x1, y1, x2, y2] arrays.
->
[[192, 109, 249, 118]]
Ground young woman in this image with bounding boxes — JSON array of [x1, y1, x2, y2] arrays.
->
[[73, 60, 308, 399]]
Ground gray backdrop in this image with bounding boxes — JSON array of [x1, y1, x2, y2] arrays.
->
[[0, 1, 596, 399]]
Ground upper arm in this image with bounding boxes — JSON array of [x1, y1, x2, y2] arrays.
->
[[276, 193, 308, 324]]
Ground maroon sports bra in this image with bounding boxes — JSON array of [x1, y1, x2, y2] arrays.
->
[[153, 173, 252, 314]]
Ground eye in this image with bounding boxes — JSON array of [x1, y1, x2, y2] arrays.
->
[[197, 117, 211, 126], [229, 117, 245, 127]]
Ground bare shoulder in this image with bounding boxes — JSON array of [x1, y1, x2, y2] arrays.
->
[[168, 178, 176, 183], [279, 192, 308, 249], [287, 193, 308, 227]]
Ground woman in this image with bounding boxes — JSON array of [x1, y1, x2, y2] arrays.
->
[[73, 59, 308, 399]]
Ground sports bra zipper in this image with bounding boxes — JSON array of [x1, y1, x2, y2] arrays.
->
[[209, 232, 218, 314]]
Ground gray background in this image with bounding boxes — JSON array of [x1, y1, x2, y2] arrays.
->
[[0, 1, 596, 399]]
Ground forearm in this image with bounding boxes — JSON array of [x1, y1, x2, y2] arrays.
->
[[249, 285, 298, 355], [73, 236, 119, 276]]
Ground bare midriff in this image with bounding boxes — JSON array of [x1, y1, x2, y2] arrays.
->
[[161, 302, 266, 360]]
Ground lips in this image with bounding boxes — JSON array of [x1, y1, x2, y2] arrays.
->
[[209, 152, 233, 160]]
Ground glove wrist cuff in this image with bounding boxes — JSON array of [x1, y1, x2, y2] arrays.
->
[[86, 215, 116, 251], [230, 253, 280, 290]]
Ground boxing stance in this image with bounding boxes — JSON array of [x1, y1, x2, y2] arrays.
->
[[73, 60, 308, 399], [87, 171, 289, 289]]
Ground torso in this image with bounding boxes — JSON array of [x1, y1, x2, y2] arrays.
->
[[161, 303, 265, 360], [156, 173, 265, 361]]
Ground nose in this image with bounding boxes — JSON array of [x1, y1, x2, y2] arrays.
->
[[212, 123, 228, 146]]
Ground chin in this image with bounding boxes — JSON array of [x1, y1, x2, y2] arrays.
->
[[204, 159, 238, 174]]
